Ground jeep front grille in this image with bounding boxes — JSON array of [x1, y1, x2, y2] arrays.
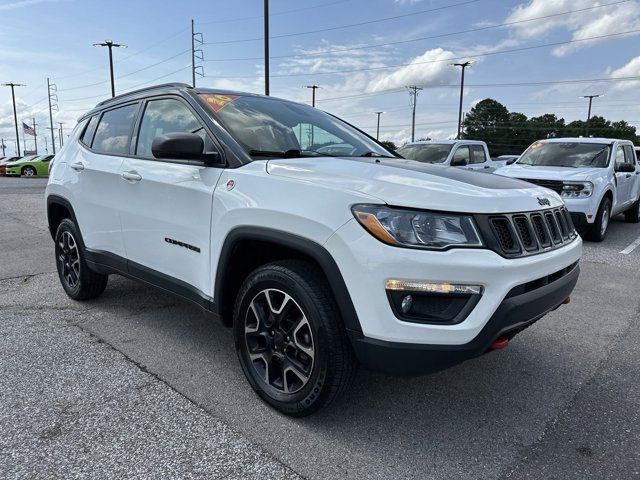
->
[[476, 206, 577, 258]]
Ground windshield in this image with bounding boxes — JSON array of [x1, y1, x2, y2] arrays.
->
[[199, 93, 392, 159], [517, 142, 611, 168], [396, 144, 453, 164]]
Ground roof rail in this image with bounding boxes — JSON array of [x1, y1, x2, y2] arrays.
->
[[96, 82, 192, 107]]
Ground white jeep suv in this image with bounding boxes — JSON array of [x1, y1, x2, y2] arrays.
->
[[46, 83, 582, 416], [495, 138, 640, 241]]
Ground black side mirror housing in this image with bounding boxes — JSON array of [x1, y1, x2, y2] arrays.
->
[[151, 132, 220, 164], [450, 157, 468, 167], [506, 158, 517, 165], [616, 162, 635, 173]]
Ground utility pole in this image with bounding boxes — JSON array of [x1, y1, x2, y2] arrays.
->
[[93, 39, 127, 97], [1, 82, 25, 156], [44, 136, 48, 154], [47, 77, 58, 154], [451, 61, 473, 139], [58, 123, 65, 147], [375, 111, 384, 140], [32, 117, 38, 154], [407, 86, 423, 143], [264, 0, 270, 95], [191, 20, 204, 87], [1, 138, 6, 156], [580, 94, 602, 136], [305, 85, 320, 107]]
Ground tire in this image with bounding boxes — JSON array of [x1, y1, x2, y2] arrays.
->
[[624, 199, 640, 223], [233, 260, 357, 416], [54, 218, 108, 300], [22, 166, 36, 177], [586, 197, 612, 242]]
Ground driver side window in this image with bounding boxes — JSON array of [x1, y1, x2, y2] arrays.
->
[[136, 98, 205, 158], [615, 146, 627, 167]]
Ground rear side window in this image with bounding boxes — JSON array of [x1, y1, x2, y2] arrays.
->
[[135, 98, 203, 158], [81, 115, 99, 146], [623, 145, 637, 165], [469, 145, 487, 164], [92, 104, 139, 155]]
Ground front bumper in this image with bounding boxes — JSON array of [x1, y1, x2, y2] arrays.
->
[[564, 197, 597, 225], [5, 167, 21, 176], [325, 218, 582, 347], [349, 262, 579, 375]]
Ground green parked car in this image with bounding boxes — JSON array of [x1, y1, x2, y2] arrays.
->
[[5, 155, 55, 176]]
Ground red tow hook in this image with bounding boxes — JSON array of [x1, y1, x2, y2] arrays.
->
[[562, 297, 571, 305], [490, 337, 509, 350]]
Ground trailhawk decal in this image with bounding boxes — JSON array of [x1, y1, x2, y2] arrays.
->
[[165, 237, 201, 253], [200, 93, 239, 112]]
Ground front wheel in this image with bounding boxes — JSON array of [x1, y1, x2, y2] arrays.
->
[[233, 260, 357, 416], [22, 166, 36, 176], [586, 197, 611, 242], [55, 218, 108, 300]]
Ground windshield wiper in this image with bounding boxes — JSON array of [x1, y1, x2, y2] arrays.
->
[[359, 151, 395, 158], [249, 149, 302, 158]]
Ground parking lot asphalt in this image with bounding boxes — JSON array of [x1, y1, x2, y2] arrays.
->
[[1, 175, 639, 479]]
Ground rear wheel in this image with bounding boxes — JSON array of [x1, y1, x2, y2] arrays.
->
[[624, 199, 640, 223], [55, 218, 108, 300], [22, 166, 36, 177], [233, 260, 357, 416], [586, 197, 611, 242]]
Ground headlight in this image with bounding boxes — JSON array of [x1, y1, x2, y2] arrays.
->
[[561, 181, 593, 198], [351, 204, 483, 250]]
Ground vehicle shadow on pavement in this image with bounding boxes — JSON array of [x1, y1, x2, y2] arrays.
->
[[34, 259, 631, 480]]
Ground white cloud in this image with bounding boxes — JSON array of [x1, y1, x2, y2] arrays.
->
[[609, 55, 640, 90], [505, 0, 640, 57], [367, 48, 461, 92], [0, 0, 68, 11]]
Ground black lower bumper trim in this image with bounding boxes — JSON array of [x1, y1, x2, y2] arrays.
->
[[569, 212, 589, 233], [349, 263, 580, 376]]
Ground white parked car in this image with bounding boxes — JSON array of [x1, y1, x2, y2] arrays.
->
[[397, 140, 508, 171], [495, 138, 640, 241], [46, 83, 581, 416]]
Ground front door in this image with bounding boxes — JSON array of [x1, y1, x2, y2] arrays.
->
[[118, 96, 224, 296], [613, 145, 634, 212]]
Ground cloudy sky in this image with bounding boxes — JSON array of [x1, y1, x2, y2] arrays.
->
[[1, 0, 640, 155]]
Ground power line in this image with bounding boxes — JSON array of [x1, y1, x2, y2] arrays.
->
[[203, 0, 481, 45], [203, 0, 632, 62], [205, 28, 640, 80], [198, 0, 353, 24]]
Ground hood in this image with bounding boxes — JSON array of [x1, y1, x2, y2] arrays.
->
[[495, 164, 605, 181], [267, 157, 563, 214]]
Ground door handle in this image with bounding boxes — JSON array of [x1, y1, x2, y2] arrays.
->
[[626, 174, 632, 178], [70, 162, 85, 171], [484, 166, 491, 169], [121, 171, 142, 182]]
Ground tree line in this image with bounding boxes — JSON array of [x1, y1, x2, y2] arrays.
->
[[461, 98, 640, 157]]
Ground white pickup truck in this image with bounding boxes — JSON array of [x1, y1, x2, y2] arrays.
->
[[397, 140, 508, 171], [495, 137, 640, 241]]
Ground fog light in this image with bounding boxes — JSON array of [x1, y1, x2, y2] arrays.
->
[[401, 295, 413, 313], [385, 280, 483, 295]]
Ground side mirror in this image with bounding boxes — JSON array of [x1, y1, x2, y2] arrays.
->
[[615, 162, 635, 173], [450, 156, 468, 167], [151, 132, 220, 164], [506, 158, 517, 165]]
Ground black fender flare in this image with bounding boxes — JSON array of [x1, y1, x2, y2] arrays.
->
[[214, 226, 362, 333], [46, 195, 81, 241]]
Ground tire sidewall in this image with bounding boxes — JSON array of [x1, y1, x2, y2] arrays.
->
[[590, 197, 611, 241], [54, 219, 85, 298], [233, 267, 332, 415]]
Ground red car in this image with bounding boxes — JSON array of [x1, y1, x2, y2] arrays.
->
[[0, 157, 20, 175]]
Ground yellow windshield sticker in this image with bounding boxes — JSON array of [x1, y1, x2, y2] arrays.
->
[[200, 93, 239, 112]]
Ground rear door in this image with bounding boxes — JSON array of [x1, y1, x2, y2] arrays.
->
[[118, 95, 224, 296], [623, 144, 640, 203], [70, 103, 139, 259]]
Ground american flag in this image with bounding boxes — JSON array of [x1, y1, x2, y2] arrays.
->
[[23, 122, 35, 136]]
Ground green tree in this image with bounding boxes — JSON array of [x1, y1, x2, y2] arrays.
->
[[462, 99, 512, 156], [380, 140, 397, 152], [528, 114, 565, 140]]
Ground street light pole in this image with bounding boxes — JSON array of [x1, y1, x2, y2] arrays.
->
[[375, 111, 384, 140], [580, 94, 602, 137], [407, 86, 422, 143], [305, 85, 320, 107], [451, 61, 473, 139], [93, 39, 127, 97], [264, 0, 270, 96], [1, 82, 25, 156]]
